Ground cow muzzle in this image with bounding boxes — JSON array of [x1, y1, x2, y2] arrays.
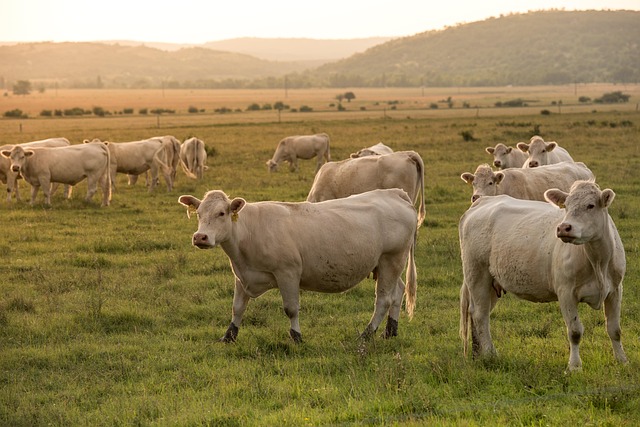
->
[[193, 232, 214, 249], [556, 223, 577, 244], [11, 165, 20, 172]]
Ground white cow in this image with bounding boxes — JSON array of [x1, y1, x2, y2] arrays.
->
[[1, 143, 111, 206], [485, 143, 527, 169], [517, 136, 574, 168], [0, 137, 70, 202], [266, 133, 330, 173], [85, 138, 172, 192], [126, 135, 181, 191], [179, 137, 208, 179], [459, 181, 627, 371], [460, 162, 594, 203], [307, 151, 426, 226], [350, 142, 393, 158], [178, 188, 418, 343]]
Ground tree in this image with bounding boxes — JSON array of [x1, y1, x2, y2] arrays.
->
[[13, 80, 31, 95], [344, 91, 356, 102]]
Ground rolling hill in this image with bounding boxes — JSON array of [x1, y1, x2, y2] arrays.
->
[[0, 10, 638, 89]]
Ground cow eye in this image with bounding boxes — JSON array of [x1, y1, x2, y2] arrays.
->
[[587, 204, 595, 210], [218, 211, 225, 217]]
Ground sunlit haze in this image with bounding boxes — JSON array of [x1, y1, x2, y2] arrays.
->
[[2, 0, 639, 44]]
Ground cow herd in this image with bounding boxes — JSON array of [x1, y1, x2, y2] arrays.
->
[[2, 130, 628, 372]]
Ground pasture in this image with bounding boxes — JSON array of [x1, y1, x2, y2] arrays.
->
[[0, 87, 639, 426]]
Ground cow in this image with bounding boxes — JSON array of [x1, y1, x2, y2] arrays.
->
[[485, 143, 527, 169], [517, 135, 574, 168], [350, 142, 393, 158], [460, 162, 594, 203], [126, 135, 181, 191], [459, 180, 628, 371], [179, 137, 208, 179], [85, 138, 172, 192], [0, 137, 70, 202], [1, 143, 111, 206], [178, 188, 418, 343], [307, 151, 426, 226], [266, 133, 330, 173]]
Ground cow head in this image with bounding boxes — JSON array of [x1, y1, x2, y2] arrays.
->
[[1, 146, 34, 173], [519, 136, 557, 168], [266, 159, 278, 172], [545, 180, 614, 245], [486, 143, 511, 169], [179, 191, 246, 249], [461, 164, 504, 203]]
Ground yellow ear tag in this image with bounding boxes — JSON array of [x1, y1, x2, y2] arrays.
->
[[558, 202, 565, 209], [187, 205, 197, 218], [231, 211, 239, 222]]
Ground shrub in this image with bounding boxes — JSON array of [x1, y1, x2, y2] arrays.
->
[[139, 108, 148, 115], [540, 109, 551, 115], [40, 110, 53, 117], [92, 106, 106, 117], [246, 103, 261, 111], [594, 91, 630, 103], [262, 104, 272, 110], [3, 109, 26, 118], [188, 106, 199, 113], [578, 96, 591, 103], [429, 103, 438, 109], [460, 130, 477, 141], [299, 105, 313, 112], [64, 107, 85, 116], [123, 108, 134, 114]]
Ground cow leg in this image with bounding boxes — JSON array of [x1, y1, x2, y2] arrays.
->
[[362, 261, 402, 340], [558, 291, 583, 371], [382, 277, 405, 338], [466, 269, 498, 358], [604, 287, 628, 364], [221, 278, 250, 343], [8, 173, 19, 202], [127, 174, 138, 186], [29, 183, 40, 205], [85, 175, 99, 203], [290, 155, 298, 172], [148, 166, 159, 192], [277, 275, 303, 343]]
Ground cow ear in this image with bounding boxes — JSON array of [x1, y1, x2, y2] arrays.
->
[[516, 142, 529, 152], [350, 153, 358, 158], [506, 147, 513, 153], [544, 189, 568, 208], [0, 150, 11, 158], [601, 189, 615, 208], [485, 147, 495, 154], [460, 173, 474, 184], [546, 142, 557, 152], [494, 172, 505, 185], [24, 150, 35, 157], [230, 198, 246, 214], [83, 139, 90, 144], [178, 195, 201, 218]]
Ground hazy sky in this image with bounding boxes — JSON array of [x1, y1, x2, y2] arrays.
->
[[2, 0, 639, 43]]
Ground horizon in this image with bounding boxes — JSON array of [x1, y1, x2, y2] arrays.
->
[[2, 1, 639, 44]]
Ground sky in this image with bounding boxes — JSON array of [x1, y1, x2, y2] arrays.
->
[[2, 0, 639, 44]]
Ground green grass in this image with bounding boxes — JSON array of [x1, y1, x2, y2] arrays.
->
[[0, 104, 639, 425]]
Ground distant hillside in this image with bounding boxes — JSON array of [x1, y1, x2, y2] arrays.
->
[[313, 10, 640, 86], [202, 37, 393, 61], [0, 10, 637, 89]]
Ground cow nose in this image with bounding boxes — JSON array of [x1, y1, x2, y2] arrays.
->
[[11, 166, 19, 172], [193, 233, 208, 245], [471, 194, 480, 203], [528, 161, 538, 168], [493, 160, 501, 167], [557, 223, 572, 235]]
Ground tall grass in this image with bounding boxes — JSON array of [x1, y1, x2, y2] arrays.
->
[[0, 91, 638, 425]]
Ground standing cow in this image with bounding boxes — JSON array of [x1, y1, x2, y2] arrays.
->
[[179, 137, 208, 179], [460, 162, 594, 203], [0, 137, 70, 202], [485, 143, 527, 169], [1, 143, 111, 206], [459, 181, 627, 371], [179, 188, 417, 343], [307, 151, 426, 226], [517, 136, 574, 168], [266, 133, 330, 173], [350, 142, 393, 158]]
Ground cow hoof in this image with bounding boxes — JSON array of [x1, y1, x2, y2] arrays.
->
[[359, 326, 375, 341], [289, 329, 303, 343], [382, 318, 398, 339], [219, 322, 238, 343]]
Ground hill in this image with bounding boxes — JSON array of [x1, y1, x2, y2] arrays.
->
[[0, 10, 638, 89], [313, 10, 640, 86]]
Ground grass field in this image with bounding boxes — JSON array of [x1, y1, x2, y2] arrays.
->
[[0, 87, 639, 426]]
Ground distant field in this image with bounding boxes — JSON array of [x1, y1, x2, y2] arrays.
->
[[0, 88, 639, 425]]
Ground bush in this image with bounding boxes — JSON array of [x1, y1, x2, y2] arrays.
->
[[93, 106, 106, 117], [123, 108, 134, 114], [299, 105, 313, 112], [262, 104, 272, 110], [139, 108, 148, 115], [246, 103, 261, 111], [460, 130, 477, 141], [578, 96, 591, 103], [64, 107, 85, 116], [40, 110, 53, 117], [188, 106, 199, 113], [3, 109, 27, 118], [540, 109, 551, 115], [594, 91, 630, 104]]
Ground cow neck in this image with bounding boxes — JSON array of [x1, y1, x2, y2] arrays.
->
[[219, 214, 249, 260], [581, 212, 616, 309]]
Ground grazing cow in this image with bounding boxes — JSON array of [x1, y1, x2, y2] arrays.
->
[[266, 133, 330, 173], [126, 135, 181, 191], [179, 137, 208, 179], [178, 188, 418, 343], [459, 181, 627, 371], [460, 162, 594, 203], [485, 143, 527, 169], [350, 142, 393, 158], [307, 151, 426, 226], [85, 138, 172, 192], [1, 143, 111, 206], [517, 136, 574, 168], [0, 137, 70, 202]]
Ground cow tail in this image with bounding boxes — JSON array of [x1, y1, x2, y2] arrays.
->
[[404, 225, 417, 320], [102, 144, 112, 205], [324, 134, 331, 162], [409, 151, 426, 227], [460, 282, 470, 357], [179, 157, 198, 179]]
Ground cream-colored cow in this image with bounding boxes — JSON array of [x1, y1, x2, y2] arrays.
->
[[517, 136, 574, 168], [460, 162, 594, 203], [485, 143, 527, 169], [266, 133, 330, 173], [179, 188, 417, 343], [459, 181, 627, 371], [179, 137, 208, 179], [350, 142, 393, 158]]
